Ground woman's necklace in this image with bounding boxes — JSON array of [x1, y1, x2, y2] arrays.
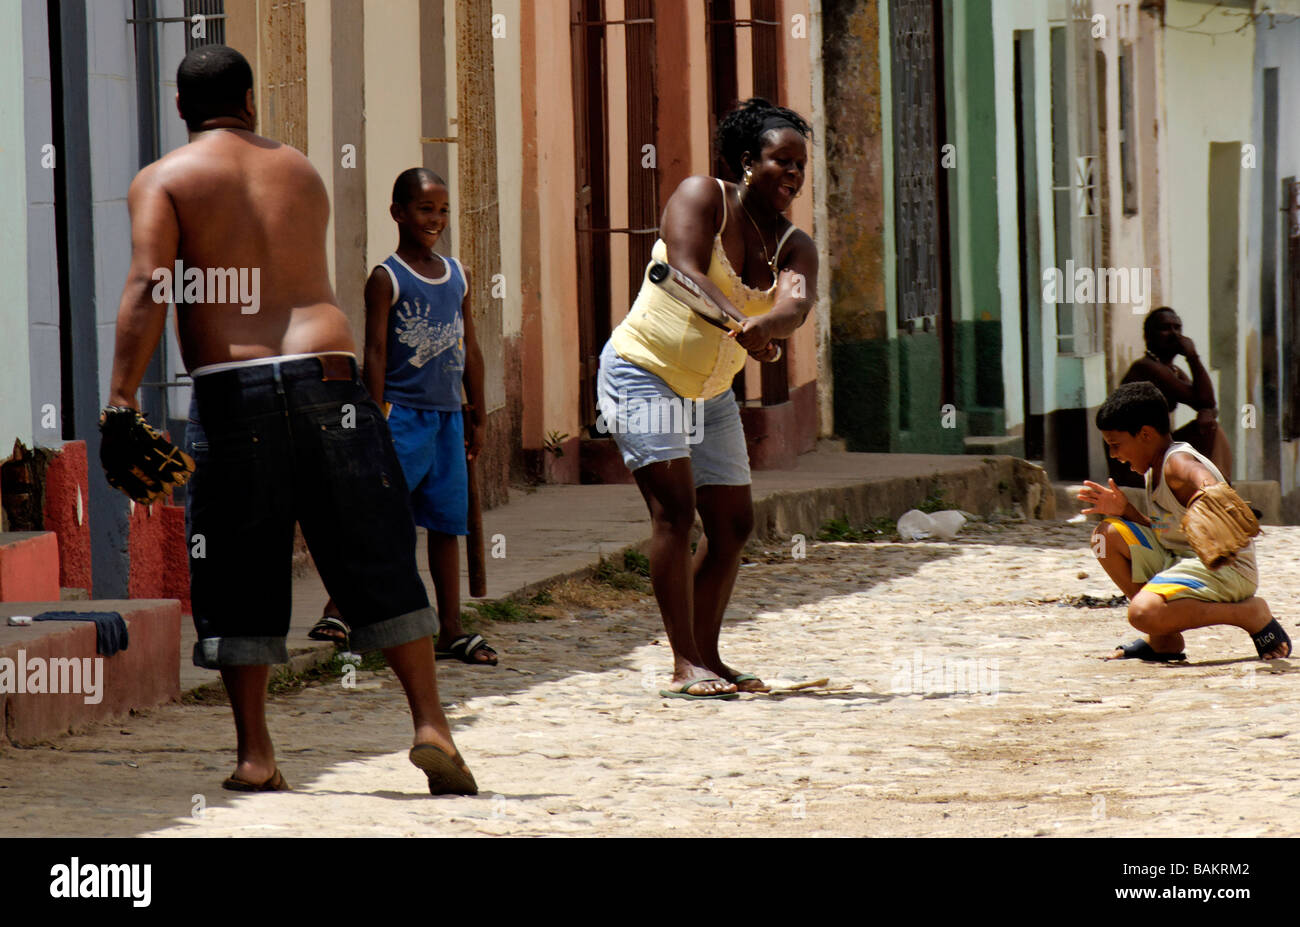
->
[[738, 188, 780, 280]]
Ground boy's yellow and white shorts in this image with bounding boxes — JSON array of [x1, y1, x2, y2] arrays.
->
[[1102, 517, 1256, 603]]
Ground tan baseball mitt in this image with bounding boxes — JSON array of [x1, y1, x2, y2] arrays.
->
[[1181, 482, 1260, 570]]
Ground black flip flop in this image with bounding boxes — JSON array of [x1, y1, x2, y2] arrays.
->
[[436, 634, 498, 665], [1250, 619, 1292, 659], [1111, 638, 1186, 663]]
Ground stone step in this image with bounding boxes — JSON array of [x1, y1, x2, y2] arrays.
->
[[964, 435, 1026, 458], [0, 599, 180, 745], [0, 532, 60, 602]]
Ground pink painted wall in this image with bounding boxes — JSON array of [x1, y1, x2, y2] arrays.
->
[[521, 1, 582, 452], [127, 503, 190, 615], [778, 0, 818, 393], [0, 532, 59, 602], [41, 440, 92, 595]]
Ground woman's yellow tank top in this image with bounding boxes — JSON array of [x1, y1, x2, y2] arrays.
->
[[609, 178, 796, 400]]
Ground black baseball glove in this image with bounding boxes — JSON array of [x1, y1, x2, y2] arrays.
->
[[98, 406, 196, 504]]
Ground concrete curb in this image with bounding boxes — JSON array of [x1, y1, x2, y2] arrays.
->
[[754, 456, 1055, 540]]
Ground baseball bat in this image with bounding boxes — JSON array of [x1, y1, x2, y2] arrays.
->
[[465, 416, 487, 598], [648, 261, 745, 332], [647, 260, 784, 363]]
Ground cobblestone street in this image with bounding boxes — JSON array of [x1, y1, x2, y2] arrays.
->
[[2, 519, 1297, 837]]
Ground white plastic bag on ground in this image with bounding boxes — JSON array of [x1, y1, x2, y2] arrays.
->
[[897, 509, 937, 540], [929, 510, 967, 539], [897, 508, 967, 541]]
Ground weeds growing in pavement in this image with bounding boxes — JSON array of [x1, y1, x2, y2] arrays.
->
[[817, 516, 898, 542], [592, 550, 651, 591], [466, 599, 543, 623], [918, 483, 958, 514]]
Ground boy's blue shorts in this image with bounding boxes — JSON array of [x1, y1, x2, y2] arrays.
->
[[385, 402, 469, 536]]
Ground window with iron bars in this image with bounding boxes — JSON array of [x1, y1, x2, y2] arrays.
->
[[184, 0, 226, 51]]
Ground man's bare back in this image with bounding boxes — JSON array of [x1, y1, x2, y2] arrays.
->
[[109, 125, 354, 404], [161, 128, 353, 368]]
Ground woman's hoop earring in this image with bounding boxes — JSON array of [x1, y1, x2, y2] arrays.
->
[[744, 169, 752, 187]]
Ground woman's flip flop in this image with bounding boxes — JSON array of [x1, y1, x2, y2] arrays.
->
[[659, 678, 739, 700]]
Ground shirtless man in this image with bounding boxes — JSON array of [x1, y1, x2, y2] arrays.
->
[[106, 45, 475, 795]]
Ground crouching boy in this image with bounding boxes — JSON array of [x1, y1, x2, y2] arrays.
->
[[1078, 382, 1290, 661]]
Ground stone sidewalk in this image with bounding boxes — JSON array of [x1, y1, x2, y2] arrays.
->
[[178, 448, 1053, 692]]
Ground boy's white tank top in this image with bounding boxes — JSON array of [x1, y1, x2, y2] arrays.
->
[[1146, 442, 1257, 583]]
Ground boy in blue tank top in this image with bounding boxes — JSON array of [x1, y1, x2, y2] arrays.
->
[[311, 168, 496, 665]]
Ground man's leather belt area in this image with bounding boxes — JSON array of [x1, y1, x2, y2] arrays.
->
[[319, 354, 354, 381]]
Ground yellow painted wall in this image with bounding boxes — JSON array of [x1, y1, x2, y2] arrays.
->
[[607, 0, 632, 328], [531, 0, 581, 443], [304, 0, 335, 289], [363, 0, 423, 271], [442, 0, 461, 257], [493, 0, 523, 339]]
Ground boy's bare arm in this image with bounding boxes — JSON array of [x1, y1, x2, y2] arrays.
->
[[1163, 452, 1219, 508], [108, 169, 180, 409], [362, 267, 392, 404]]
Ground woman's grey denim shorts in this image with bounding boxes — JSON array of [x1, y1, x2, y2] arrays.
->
[[596, 340, 751, 487]]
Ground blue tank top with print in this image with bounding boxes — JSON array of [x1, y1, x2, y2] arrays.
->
[[380, 253, 467, 411]]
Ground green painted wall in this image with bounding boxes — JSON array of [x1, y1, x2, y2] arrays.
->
[[826, 0, 1009, 456]]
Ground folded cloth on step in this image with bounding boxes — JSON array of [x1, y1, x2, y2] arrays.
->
[[32, 611, 129, 657]]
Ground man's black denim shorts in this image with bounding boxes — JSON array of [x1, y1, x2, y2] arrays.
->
[[185, 353, 437, 668]]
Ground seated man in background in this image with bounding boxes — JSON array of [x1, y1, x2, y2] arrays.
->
[[1109, 307, 1232, 488]]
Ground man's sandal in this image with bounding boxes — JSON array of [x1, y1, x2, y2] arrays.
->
[[435, 634, 498, 666], [222, 768, 291, 792], [307, 615, 351, 649], [1111, 638, 1186, 663], [409, 743, 478, 795]]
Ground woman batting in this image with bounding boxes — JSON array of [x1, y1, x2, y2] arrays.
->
[[597, 99, 819, 699]]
